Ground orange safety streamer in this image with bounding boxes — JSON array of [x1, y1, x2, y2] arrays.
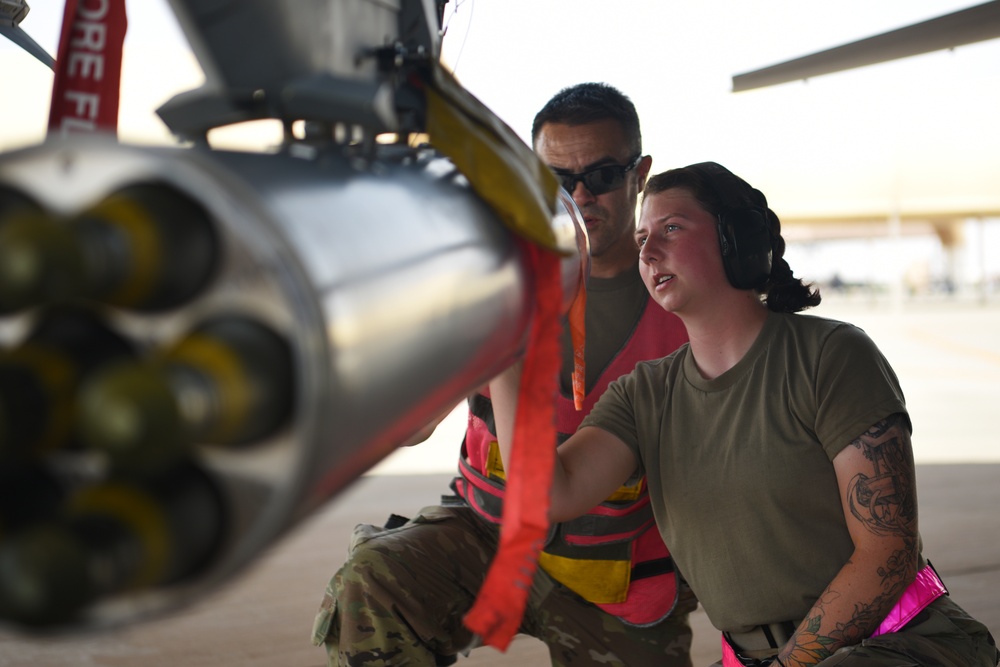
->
[[568, 266, 587, 410], [47, 0, 127, 137], [463, 240, 561, 651]]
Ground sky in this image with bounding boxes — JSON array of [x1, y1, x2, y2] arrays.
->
[[2, 0, 999, 282]]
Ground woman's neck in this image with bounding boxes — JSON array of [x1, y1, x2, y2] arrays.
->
[[681, 295, 769, 380]]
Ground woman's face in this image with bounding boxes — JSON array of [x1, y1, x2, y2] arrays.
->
[[635, 187, 732, 315]]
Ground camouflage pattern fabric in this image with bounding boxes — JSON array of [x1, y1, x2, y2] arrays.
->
[[312, 504, 696, 666], [707, 596, 999, 667]]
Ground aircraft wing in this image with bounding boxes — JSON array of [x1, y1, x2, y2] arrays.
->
[[0, 24, 55, 69], [732, 0, 1000, 92], [1, 0, 55, 70]]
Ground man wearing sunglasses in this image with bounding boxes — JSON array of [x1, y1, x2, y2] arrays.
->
[[312, 83, 695, 666]]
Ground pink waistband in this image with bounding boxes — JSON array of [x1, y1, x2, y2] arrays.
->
[[872, 564, 947, 637], [721, 565, 947, 667], [720, 635, 748, 667]]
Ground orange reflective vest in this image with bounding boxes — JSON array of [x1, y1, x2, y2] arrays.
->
[[454, 298, 689, 625]]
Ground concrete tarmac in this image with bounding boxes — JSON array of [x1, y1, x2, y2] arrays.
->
[[1, 296, 998, 666]]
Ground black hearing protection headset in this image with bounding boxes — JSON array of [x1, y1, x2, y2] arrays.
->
[[686, 162, 773, 290]]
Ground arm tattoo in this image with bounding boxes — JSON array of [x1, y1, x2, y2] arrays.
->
[[786, 593, 839, 665], [781, 415, 919, 666], [785, 568, 911, 667], [845, 413, 916, 538]]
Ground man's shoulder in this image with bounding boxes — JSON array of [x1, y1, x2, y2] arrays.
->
[[634, 296, 689, 348]]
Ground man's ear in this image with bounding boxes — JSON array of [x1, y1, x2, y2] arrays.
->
[[636, 154, 653, 189]]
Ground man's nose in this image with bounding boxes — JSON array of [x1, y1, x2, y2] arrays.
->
[[570, 180, 596, 206]]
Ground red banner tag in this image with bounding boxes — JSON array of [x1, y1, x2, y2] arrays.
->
[[47, 0, 128, 137], [463, 241, 561, 651]]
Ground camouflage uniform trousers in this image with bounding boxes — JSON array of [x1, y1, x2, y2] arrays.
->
[[312, 504, 697, 666], [708, 596, 998, 667]]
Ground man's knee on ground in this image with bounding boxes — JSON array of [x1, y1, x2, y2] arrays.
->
[[335, 533, 414, 608]]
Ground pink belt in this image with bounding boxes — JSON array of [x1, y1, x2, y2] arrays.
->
[[721, 565, 947, 667], [871, 564, 947, 636]]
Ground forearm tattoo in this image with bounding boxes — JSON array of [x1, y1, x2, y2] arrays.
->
[[790, 545, 915, 662], [781, 414, 918, 666]]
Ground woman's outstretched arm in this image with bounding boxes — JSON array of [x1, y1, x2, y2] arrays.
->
[[488, 362, 638, 523]]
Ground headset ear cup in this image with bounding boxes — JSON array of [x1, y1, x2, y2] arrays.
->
[[717, 215, 740, 287], [718, 209, 772, 290]]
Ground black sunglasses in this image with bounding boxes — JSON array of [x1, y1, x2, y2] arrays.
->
[[552, 155, 643, 196]]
